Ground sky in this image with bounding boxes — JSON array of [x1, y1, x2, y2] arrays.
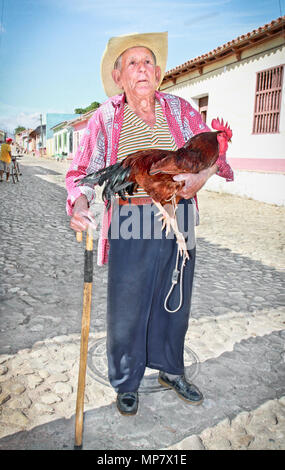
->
[[0, 0, 284, 134]]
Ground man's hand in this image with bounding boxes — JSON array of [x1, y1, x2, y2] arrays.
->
[[173, 164, 218, 199], [70, 195, 96, 233]]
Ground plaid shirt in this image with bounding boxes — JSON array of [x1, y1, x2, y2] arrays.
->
[[66, 91, 234, 265]]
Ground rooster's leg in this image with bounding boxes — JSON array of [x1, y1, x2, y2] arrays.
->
[[169, 212, 190, 260], [157, 195, 179, 235], [153, 201, 189, 259], [154, 201, 174, 236]]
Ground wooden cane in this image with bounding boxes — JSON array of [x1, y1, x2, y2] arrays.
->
[[76, 232, 83, 243], [74, 228, 93, 449]]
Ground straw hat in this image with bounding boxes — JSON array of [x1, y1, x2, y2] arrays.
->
[[101, 32, 168, 97]]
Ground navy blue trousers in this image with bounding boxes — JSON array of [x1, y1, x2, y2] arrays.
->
[[106, 199, 196, 392]]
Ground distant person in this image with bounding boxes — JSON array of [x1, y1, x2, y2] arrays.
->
[[0, 138, 12, 182]]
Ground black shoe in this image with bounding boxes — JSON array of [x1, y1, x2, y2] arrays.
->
[[116, 392, 138, 416], [158, 372, 203, 405]]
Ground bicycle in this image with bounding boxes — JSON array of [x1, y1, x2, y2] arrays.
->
[[11, 155, 22, 184]]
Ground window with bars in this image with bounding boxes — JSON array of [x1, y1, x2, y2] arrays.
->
[[253, 65, 283, 134]]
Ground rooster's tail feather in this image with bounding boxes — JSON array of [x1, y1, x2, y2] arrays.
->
[[77, 162, 136, 209]]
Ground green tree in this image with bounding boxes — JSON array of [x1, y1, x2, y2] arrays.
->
[[74, 101, 100, 114], [15, 126, 26, 134]]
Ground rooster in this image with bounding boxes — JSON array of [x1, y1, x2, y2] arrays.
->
[[77, 118, 232, 258]]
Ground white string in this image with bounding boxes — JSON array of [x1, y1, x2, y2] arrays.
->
[[164, 247, 188, 313]]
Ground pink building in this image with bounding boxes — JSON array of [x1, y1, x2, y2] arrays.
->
[[15, 129, 33, 153], [28, 129, 37, 155], [68, 109, 96, 160]]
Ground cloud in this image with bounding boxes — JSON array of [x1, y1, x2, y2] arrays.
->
[[0, 101, 75, 133], [184, 11, 220, 25], [0, 107, 41, 133]]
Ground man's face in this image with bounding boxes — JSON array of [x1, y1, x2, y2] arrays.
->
[[112, 47, 161, 98]]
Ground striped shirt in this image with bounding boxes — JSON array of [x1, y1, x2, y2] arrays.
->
[[117, 100, 178, 197]]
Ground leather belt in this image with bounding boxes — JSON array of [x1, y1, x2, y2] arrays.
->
[[117, 196, 152, 206]]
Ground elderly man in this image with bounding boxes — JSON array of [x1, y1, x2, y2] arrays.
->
[[66, 32, 233, 416]]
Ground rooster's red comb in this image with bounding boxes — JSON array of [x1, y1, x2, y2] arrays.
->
[[211, 117, 232, 139]]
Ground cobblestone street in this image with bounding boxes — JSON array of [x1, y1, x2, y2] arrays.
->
[[0, 154, 284, 450]]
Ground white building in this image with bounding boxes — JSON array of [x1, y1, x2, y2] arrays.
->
[[51, 121, 71, 159], [160, 16, 285, 206]]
